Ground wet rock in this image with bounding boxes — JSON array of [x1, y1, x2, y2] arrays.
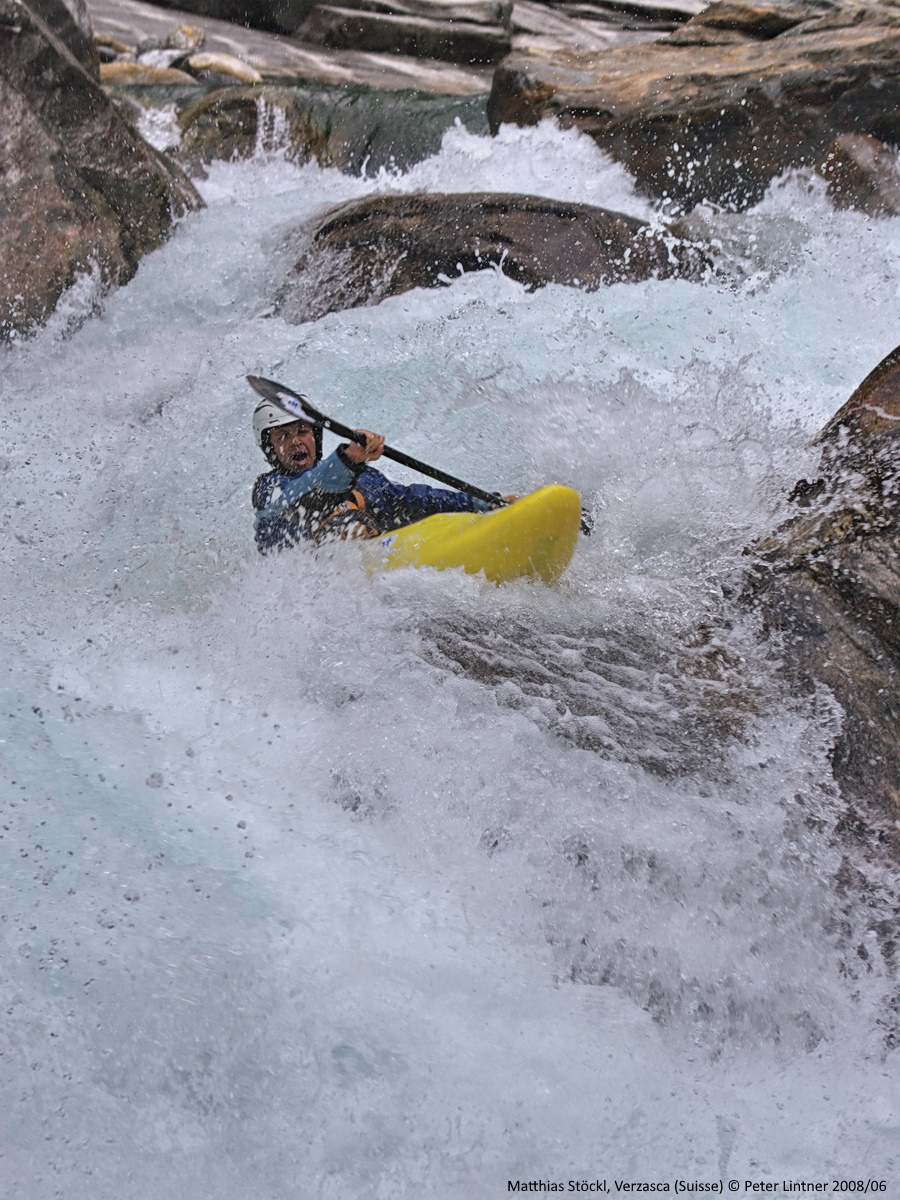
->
[[184, 49, 263, 79], [88, 0, 494, 92], [746, 344, 900, 834], [94, 31, 135, 57], [136, 0, 317, 35], [177, 85, 265, 160], [0, 0, 202, 338], [819, 134, 900, 218], [510, 0, 665, 52], [579, 0, 706, 19], [275, 191, 709, 322], [554, 0, 702, 30], [99, 58, 200, 80], [335, 0, 512, 23], [135, 44, 187, 64], [421, 610, 761, 777], [162, 19, 205, 46], [664, 0, 811, 40], [177, 81, 487, 170], [297, 3, 512, 63], [38, 0, 98, 71], [487, 0, 900, 212]]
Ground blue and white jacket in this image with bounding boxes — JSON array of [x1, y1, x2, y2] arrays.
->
[[253, 445, 491, 554]]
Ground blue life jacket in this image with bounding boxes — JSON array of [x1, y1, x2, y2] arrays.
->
[[252, 446, 490, 554]]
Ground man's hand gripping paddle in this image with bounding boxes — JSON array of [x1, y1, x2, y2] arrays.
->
[[246, 375, 592, 534]]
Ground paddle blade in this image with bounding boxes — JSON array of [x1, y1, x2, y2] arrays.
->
[[246, 376, 324, 424]]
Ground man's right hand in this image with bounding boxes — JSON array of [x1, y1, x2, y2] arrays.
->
[[344, 430, 385, 465]]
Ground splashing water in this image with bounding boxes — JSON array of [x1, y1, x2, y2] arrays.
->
[[1, 120, 899, 1198]]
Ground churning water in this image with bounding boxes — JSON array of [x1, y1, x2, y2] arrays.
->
[[1, 118, 899, 1198]]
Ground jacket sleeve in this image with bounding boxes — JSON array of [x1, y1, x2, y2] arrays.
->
[[358, 472, 492, 529]]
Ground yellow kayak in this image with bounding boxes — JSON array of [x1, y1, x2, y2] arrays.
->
[[370, 485, 582, 584]]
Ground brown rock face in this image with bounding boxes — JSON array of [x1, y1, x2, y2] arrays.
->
[[746, 344, 900, 839], [0, 0, 202, 338], [487, 0, 900, 211], [819, 344, 900, 450], [275, 191, 708, 322]]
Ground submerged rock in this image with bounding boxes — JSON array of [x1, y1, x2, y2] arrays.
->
[[487, 0, 900, 212], [177, 82, 488, 171], [0, 0, 202, 338], [276, 191, 709, 322], [746, 344, 900, 840]]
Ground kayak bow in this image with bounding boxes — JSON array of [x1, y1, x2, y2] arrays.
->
[[370, 485, 582, 584]]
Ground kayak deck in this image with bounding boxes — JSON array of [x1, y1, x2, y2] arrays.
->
[[371, 485, 582, 584]]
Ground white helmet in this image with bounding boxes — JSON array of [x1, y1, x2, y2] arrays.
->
[[253, 398, 322, 467]]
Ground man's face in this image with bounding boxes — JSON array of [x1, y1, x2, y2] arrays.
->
[[268, 420, 317, 473]]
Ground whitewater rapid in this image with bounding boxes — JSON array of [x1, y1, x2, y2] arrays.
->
[[1, 118, 899, 1198]]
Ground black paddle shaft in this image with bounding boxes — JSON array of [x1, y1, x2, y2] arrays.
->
[[247, 375, 504, 507]]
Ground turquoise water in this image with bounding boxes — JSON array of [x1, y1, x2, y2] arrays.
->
[[1, 119, 899, 1196]]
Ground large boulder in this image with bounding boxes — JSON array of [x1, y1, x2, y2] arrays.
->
[[745, 344, 900, 840], [275, 191, 709, 322], [0, 0, 202, 338], [487, 0, 900, 211]]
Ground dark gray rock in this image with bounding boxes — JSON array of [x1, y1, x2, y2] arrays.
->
[[487, 0, 900, 212], [275, 191, 709, 322], [0, 0, 202, 338], [568, 0, 705, 21], [297, 3, 512, 62], [336, 0, 512, 23], [139, 0, 317, 35], [38, 0, 98, 68], [746, 344, 900, 838]]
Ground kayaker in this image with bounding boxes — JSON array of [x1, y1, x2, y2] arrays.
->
[[252, 400, 511, 554]]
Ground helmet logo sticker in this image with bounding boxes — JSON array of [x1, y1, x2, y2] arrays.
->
[[276, 391, 306, 420]]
